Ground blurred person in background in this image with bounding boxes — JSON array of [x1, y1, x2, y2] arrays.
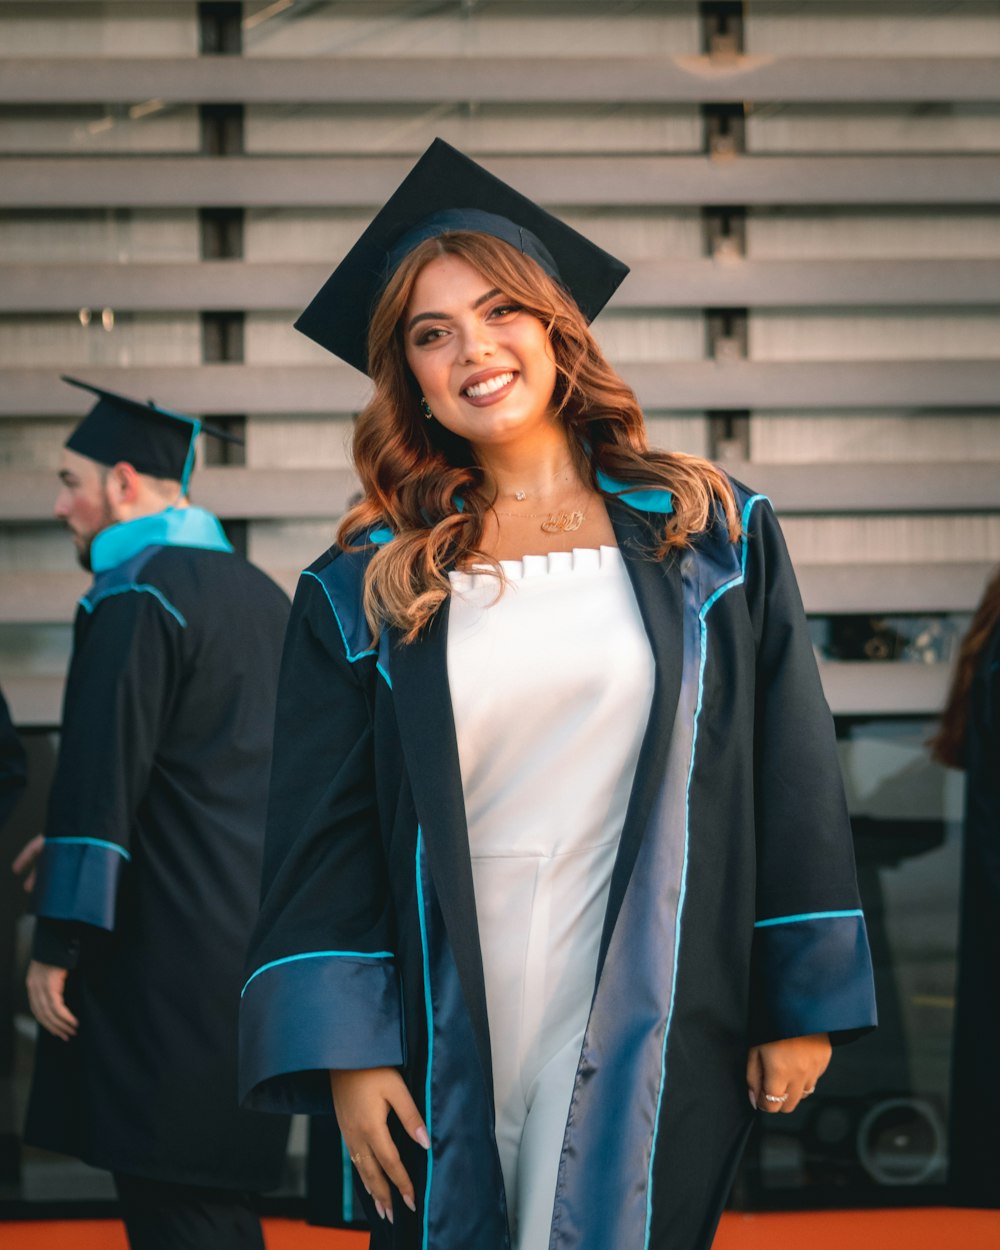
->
[[15, 378, 290, 1250], [931, 568, 1000, 1208], [0, 688, 27, 1187], [239, 141, 877, 1250]]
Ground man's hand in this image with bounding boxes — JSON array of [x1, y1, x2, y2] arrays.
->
[[12, 834, 44, 893], [26, 960, 79, 1042]]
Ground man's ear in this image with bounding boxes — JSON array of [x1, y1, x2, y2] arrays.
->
[[106, 461, 142, 506]]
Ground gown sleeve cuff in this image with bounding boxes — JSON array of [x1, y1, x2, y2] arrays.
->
[[31, 918, 83, 970], [749, 910, 878, 1045], [33, 836, 130, 931], [239, 950, 404, 1114]]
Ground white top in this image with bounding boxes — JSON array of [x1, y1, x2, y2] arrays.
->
[[447, 546, 655, 1125]]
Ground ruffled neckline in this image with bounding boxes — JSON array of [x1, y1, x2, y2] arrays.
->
[[449, 545, 622, 592]]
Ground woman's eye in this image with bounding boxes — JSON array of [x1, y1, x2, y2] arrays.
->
[[489, 303, 521, 319], [415, 326, 447, 345]]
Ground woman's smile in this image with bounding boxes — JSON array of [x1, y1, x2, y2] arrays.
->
[[460, 368, 518, 405]]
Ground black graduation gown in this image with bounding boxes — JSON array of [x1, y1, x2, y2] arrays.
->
[[949, 619, 1000, 1205], [26, 506, 291, 1191], [240, 482, 877, 1249], [0, 688, 27, 831]]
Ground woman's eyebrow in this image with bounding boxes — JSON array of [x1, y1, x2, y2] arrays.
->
[[405, 288, 503, 334]]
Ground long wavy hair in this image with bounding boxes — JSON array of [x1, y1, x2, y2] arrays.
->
[[338, 231, 739, 640], [930, 567, 1000, 768]]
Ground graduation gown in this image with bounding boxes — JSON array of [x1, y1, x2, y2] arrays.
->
[[26, 506, 291, 1191], [240, 482, 877, 1249], [949, 618, 1000, 1205]]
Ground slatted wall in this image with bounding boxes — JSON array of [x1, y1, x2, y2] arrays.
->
[[1, 0, 999, 727]]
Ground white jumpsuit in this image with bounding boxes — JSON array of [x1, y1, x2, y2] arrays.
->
[[447, 546, 654, 1250]]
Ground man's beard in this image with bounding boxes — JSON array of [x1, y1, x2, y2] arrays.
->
[[73, 500, 116, 572]]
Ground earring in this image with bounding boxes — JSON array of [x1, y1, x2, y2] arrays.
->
[[420, 397, 433, 421]]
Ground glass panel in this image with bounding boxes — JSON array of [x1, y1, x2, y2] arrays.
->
[[244, 103, 702, 156], [243, 0, 701, 58], [809, 615, 972, 664], [733, 715, 964, 1207], [0, 106, 201, 156]]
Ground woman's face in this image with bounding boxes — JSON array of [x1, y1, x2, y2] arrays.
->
[[402, 252, 559, 452]]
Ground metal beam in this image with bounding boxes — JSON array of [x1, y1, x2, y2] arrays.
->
[[3, 462, 997, 522], [4, 361, 1000, 415], [1, 56, 998, 104], [1, 660, 949, 728], [2, 155, 998, 208], [1, 562, 989, 627], [6, 258, 1000, 313]]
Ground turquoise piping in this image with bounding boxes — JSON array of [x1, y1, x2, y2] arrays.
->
[[376, 661, 392, 688], [341, 1136, 354, 1222], [643, 492, 768, 1249], [755, 909, 863, 929], [301, 570, 376, 663], [415, 827, 434, 1249], [48, 836, 131, 861], [81, 582, 187, 628], [370, 527, 394, 545], [240, 948, 393, 998], [90, 505, 232, 572]]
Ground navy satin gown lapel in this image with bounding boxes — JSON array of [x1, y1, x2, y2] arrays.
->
[[388, 598, 495, 1106], [597, 501, 685, 979]]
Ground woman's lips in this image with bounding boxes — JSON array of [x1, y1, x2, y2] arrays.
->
[[460, 370, 517, 406]]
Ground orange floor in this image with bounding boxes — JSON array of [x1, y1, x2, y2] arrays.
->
[[2, 1209, 999, 1249]]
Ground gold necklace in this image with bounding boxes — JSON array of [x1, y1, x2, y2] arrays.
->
[[494, 491, 591, 534]]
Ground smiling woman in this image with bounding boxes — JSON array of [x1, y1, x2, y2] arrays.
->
[[238, 141, 877, 1250]]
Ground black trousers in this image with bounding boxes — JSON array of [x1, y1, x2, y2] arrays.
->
[[113, 1172, 266, 1250]]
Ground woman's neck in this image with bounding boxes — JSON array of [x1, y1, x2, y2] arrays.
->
[[475, 429, 586, 504]]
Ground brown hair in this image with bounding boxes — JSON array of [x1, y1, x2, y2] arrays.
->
[[930, 567, 1000, 768], [337, 231, 739, 641]]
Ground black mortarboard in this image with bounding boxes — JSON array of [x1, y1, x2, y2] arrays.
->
[[62, 376, 242, 492], [294, 138, 630, 375]]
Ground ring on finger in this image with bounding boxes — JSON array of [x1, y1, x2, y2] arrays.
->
[[350, 1148, 373, 1165], [802, 1086, 816, 1096], [763, 1092, 789, 1104]]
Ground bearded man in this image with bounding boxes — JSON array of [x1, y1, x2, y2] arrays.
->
[[21, 378, 290, 1250]]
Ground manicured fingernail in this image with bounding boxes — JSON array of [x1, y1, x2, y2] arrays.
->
[[375, 1200, 386, 1220], [386, 1206, 394, 1225], [416, 1126, 430, 1149], [404, 1193, 416, 1212], [748, 1089, 758, 1110]]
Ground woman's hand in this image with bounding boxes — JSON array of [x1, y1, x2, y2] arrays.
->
[[746, 1033, 831, 1114], [330, 1066, 430, 1224]]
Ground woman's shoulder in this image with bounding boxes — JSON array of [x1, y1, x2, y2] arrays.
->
[[294, 528, 390, 660]]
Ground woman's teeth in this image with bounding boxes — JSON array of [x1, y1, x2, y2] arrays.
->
[[464, 372, 514, 399]]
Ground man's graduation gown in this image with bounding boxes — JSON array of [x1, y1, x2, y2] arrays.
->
[[26, 506, 291, 1191], [949, 615, 1000, 1205], [240, 483, 877, 1249]]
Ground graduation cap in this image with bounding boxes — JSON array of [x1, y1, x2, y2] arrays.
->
[[294, 138, 630, 375], [62, 376, 243, 494]]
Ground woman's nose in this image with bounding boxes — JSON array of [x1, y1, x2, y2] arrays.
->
[[459, 321, 496, 363]]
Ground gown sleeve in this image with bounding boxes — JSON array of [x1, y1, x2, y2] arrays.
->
[[0, 687, 27, 831], [239, 566, 402, 1115], [32, 589, 182, 944], [742, 498, 878, 1046]]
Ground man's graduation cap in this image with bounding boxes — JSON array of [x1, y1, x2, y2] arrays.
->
[[294, 138, 630, 375], [62, 376, 242, 493]]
